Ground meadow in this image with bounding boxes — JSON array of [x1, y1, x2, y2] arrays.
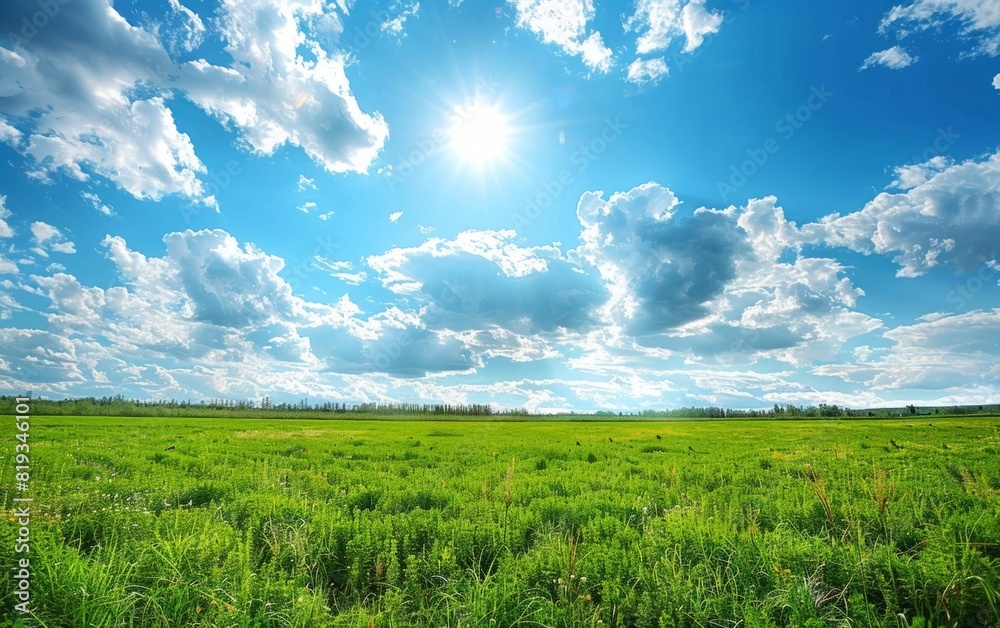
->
[[1, 415, 999, 627]]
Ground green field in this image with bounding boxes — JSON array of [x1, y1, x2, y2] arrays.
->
[[2, 416, 999, 627]]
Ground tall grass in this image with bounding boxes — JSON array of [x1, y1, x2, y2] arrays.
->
[[2, 415, 998, 626]]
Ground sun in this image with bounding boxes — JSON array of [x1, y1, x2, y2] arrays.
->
[[447, 103, 510, 166]]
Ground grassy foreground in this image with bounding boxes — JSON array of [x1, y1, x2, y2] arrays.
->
[[2, 416, 999, 627]]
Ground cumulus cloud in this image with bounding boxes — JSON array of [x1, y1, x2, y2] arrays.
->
[[179, 0, 389, 174], [389, 211, 403, 223], [880, 0, 1000, 56], [624, 0, 723, 55], [153, 0, 207, 56], [368, 229, 608, 334], [571, 185, 879, 366], [508, 0, 614, 73], [994, 72, 1000, 88], [15, 228, 472, 381], [0, 4, 211, 204], [801, 150, 1000, 277], [0, 0, 387, 207], [576, 183, 748, 335], [30, 222, 76, 256], [813, 309, 1000, 391], [297, 175, 317, 191], [860, 45, 918, 70]]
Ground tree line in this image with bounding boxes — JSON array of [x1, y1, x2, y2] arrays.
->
[[1, 395, 996, 420]]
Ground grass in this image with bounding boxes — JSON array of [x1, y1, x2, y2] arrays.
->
[[1, 415, 999, 626]]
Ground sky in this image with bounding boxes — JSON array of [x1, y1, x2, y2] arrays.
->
[[1, 0, 999, 413]]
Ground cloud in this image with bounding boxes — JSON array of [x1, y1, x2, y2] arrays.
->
[[626, 57, 669, 84], [0, 119, 21, 145], [81, 191, 114, 216], [0, 195, 13, 238], [154, 0, 207, 56], [368, 229, 608, 334], [813, 309, 1000, 391], [0, 1, 213, 205], [297, 175, 317, 191], [994, 72, 1000, 88], [313, 257, 367, 285], [860, 46, 918, 70], [575, 183, 747, 334], [297, 201, 318, 214], [381, 2, 420, 38], [389, 211, 403, 223], [179, 0, 389, 174], [624, 0, 723, 55], [572, 186, 878, 365], [879, 0, 1000, 56], [30, 222, 76, 256], [801, 149, 1000, 277], [0, 0, 387, 207], [28, 228, 472, 380], [508, 0, 614, 73]]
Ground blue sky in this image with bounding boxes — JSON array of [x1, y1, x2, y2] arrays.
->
[[1, 0, 999, 412]]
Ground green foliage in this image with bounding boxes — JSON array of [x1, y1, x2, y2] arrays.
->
[[1, 416, 999, 626]]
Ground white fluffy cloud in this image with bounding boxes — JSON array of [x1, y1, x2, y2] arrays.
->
[[155, 0, 207, 56], [801, 150, 1000, 277], [814, 309, 1000, 391], [179, 0, 389, 174], [30, 222, 76, 256], [5, 229, 475, 386], [368, 229, 608, 334], [880, 0, 1000, 56], [860, 45, 918, 70], [572, 185, 879, 367], [624, 0, 723, 55], [0, 195, 14, 238], [508, 0, 614, 73], [0, 0, 387, 207], [0, 0, 212, 204]]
